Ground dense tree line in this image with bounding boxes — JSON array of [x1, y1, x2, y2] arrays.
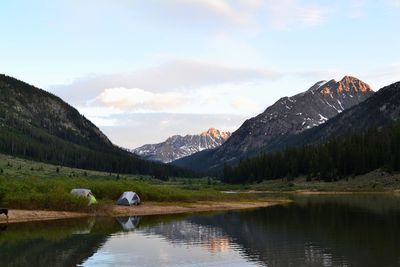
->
[[223, 123, 400, 184], [0, 119, 196, 178]]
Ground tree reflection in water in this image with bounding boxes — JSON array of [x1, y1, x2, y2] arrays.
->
[[1, 194, 400, 267]]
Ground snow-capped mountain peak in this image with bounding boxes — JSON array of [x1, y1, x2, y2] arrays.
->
[[132, 128, 231, 163]]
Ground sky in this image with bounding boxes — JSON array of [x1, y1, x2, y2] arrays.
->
[[1, 0, 400, 148]]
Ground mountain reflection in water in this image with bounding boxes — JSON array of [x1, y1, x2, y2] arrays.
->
[[1, 194, 400, 266]]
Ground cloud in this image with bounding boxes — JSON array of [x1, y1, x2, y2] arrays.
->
[[51, 59, 281, 105], [363, 64, 400, 90], [231, 98, 261, 113], [262, 0, 327, 30], [58, 0, 330, 37], [80, 80, 273, 115], [168, 0, 329, 31], [348, 0, 366, 18], [174, 0, 243, 23], [171, 0, 260, 26], [386, 0, 400, 7], [94, 87, 188, 111]]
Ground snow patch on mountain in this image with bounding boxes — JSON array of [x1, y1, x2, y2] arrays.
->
[[132, 128, 231, 163]]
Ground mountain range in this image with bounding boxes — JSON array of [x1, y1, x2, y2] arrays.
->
[[2, 73, 399, 179], [172, 76, 374, 171], [133, 128, 231, 163]]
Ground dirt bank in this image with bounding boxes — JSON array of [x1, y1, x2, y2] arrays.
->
[[111, 200, 289, 217], [0, 209, 87, 224], [0, 200, 289, 224]]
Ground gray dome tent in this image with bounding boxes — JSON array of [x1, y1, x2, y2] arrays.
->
[[117, 191, 141, 206]]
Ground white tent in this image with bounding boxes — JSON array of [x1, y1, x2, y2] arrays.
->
[[116, 191, 141, 206], [70, 188, 97, 205], [70, 188, 92, 197]]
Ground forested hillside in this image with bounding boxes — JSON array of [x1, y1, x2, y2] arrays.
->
[[223, 123, 400, 183], [0, 74, 194, 177]]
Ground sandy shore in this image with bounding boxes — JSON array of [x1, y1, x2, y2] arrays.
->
[[111, 200, 289, 217], [0, 209, 88, 224], [0, 200, 289, 224]]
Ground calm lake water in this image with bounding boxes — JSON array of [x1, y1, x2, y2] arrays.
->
[[1, 194, 400, 267]]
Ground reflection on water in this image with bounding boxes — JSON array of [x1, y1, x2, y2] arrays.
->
[[0, 217, 117, 266], [1, 194, 400, 266], [116, 216, 141, 231]]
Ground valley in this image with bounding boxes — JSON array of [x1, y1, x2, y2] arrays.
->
[[1, 75, 400, 219]]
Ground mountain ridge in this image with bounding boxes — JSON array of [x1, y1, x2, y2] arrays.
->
[[269, 80, 400, 150], [225, 81, 400, 183], [172, 76, 374, 171], [133, 128, 231, 163]]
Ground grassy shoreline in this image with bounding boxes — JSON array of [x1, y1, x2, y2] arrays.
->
[[2, 153, 400, 220], [0, 154, 286, 213]]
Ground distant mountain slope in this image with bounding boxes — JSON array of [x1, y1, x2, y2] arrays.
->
[[224, 81, 400, 183], [0, 74, 193, 177], [133, 128, 231, 163], [269, 81, 400, 150], [173, 76, 374, 171]]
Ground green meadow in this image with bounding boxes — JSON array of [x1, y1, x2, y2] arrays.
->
[[0, 154, 259, 211]]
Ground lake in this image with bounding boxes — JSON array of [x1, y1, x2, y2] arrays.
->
[[1, 194, 400, 266]]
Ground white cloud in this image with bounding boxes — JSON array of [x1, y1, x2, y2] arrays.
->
[[348, 0, 366, 18], [95, 87, 187, 111], [386, 0, 400, 7], [169, 0, 329, 31], [363, 64, 400, 90], [262, 0, 327, 30], [51, 59, 280, 105], [174, 0, 252, 25], [79, 81, 272, 116], [231, 98, 261, 113]]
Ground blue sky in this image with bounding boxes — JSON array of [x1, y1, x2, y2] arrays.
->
[[1, 0, 400, 147]]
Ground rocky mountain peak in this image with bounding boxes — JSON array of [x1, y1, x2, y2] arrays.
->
[[201, 128, 230, 139], [338, 76, 372, 93], [309, 76, 372, 96], [133, 128, 231, 163]]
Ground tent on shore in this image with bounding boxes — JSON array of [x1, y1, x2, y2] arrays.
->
[[117, 191, 141, 206], [70, 188, 97, 205]]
